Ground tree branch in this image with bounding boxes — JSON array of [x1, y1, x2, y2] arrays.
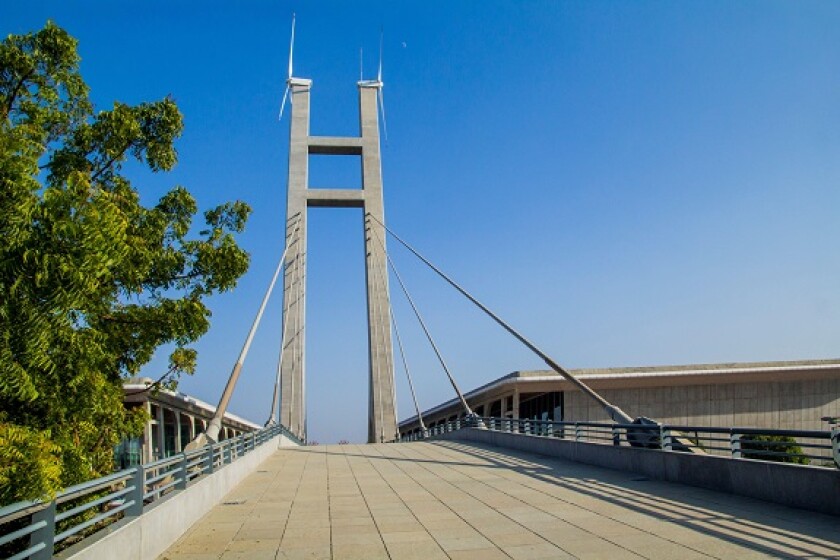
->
[[1, 69, 35, 121], [123, 366, 177, 396], [89, 140, 135, 183]]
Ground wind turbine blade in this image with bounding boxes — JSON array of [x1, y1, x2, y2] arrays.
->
[[378, 29, 383, 82], [378, 88, 388, 143], [278, 85, 290, 121], [288, 13, 296, 79]]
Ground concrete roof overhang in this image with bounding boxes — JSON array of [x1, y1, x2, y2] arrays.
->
[[398, 359, 840, 428], [123, 384, 261, 431]]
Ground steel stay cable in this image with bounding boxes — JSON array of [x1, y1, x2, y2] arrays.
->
[[203, 213, 303, 442], [365, 212, 633, 423], [364, 220, 427, 435], [365, 215, 474, 418]]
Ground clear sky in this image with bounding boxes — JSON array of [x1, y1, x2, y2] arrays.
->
[[5, 2, 840, 443]]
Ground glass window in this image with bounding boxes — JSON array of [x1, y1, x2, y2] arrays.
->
[[519, 392, 563, 421]]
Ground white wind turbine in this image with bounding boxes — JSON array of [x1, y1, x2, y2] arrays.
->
[[278, 13, 311, 121], [358, 31, 388, 142]]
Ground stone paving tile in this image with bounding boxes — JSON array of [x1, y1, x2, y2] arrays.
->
[[385, 540, 449, 560], [158, 440, 840, 560], [332, 543, 389, 559]]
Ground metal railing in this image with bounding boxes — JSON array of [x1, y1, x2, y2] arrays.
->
[[0, 423, 300, 560], [401, 416, 840, 468]]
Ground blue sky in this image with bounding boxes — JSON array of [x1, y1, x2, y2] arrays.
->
[[5, 2, 840, 443]]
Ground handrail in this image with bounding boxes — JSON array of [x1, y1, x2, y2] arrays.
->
[[0, 422, 300, 559], [400, 416, 840, 469]]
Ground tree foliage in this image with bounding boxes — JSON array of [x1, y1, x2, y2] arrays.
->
[[741, 434, 810, 465], [0, 22, 251, 504]]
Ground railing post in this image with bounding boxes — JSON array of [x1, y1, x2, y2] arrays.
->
[[127, 465, 144, 518], [29, 500, 56, 560], [225, 442, 233, 464], [831, 428, 839, 468], [177, 453, 188, 490], [660, 426, 673, 451], [611, 424, 621, 446], [731, 432, 742, 459], [574, 422, 582, 442], [206, 445, 215, 474]]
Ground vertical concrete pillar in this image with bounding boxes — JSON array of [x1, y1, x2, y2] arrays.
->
[[174, 410, 182, 453], [279, 81, 310, 440], [156, 404, 165, 460], [360, 85, 397, 443], [143, 401, 153, 464], [512, 388, 520, 420]]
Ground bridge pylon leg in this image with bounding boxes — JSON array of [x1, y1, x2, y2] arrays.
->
[[278, 79, 398, 443]]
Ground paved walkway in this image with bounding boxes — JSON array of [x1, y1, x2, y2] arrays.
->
[[160, 440, 840, 560]]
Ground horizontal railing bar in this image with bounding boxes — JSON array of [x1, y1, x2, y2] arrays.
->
[[143, 455, 183, 470], [145, 468, 181, 486], [0, 519, 46, 547], [56, 486, 134, 522], [694, 446, 731, 453], [7, 541, 46, 560], [186, 458, 206, 469], [54, 500, 134, 543], [56, 469, 135, 504], [0, 500, 47, 525]]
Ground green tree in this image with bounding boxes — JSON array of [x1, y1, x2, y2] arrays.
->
[[741, 434, 810, 465], [0, 22, 251, 504]]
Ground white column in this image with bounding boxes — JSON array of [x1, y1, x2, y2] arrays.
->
[[156, 405, 165, 459], [174, 410, 182, 453]]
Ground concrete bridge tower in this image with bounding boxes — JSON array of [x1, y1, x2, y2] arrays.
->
[[278, 75, 398, 443]]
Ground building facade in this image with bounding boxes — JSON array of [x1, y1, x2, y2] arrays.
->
[[117, 379, 260, 467], [398, 359, 840, 439]]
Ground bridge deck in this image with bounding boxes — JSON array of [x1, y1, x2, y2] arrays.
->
[[160, 440, 839, 560]]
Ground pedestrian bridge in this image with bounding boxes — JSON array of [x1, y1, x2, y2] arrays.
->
[[158, 439, 838, 560], [3, 425, 839, 559]]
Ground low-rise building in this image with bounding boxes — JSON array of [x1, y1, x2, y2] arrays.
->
[[117, 378, 260, 467], [398, 359, 840, 439]]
